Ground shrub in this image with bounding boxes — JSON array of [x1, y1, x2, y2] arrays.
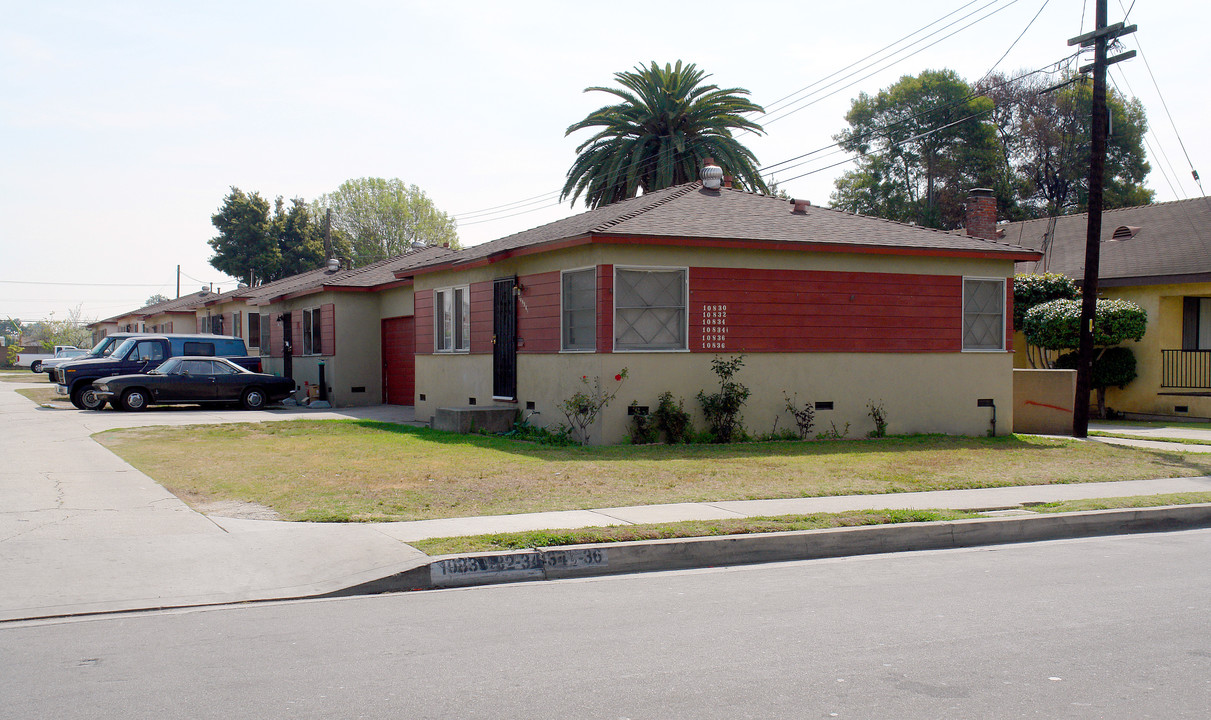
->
[[782, 391, 815, 439], [560, 369, 628, 444], [697, 355, 750, 443], [627, 402, 660, 444], [867, 400, 888, 438], [654, 391, 692, 444]]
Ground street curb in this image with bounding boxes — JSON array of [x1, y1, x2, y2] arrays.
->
[[326, 503, 1211, 596]]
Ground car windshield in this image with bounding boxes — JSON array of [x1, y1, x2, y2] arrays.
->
[[87, 338, 118, 357], [111, 338, 139, 359], [151, 357, 184, 375]]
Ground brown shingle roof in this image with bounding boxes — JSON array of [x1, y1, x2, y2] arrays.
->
[[1005, 196, 1211, 281], [244, 246, 457, 304], [447, 182, 1038, 267]]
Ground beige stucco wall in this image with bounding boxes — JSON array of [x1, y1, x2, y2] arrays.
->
[[416, 351, 1015, 444], [1013, 369, 1076, 434], [256, 290, 392, 406], [378, 286, 415, 319]]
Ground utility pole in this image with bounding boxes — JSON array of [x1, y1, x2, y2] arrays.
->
[[176, 264, 180, 299], [1066, 1, 1136, 437]]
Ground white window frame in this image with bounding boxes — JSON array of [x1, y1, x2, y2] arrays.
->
[[561, 267, 597, 352], [613, 266, 689, 353], [301, 307, 322, 356], [434, 286, 471, 353], [962, 277, 1006, 352]]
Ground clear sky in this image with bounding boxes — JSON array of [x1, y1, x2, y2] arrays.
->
[[3, 0, 1205, 324]]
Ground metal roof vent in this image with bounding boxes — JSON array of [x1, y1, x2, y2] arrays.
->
[[326, 258, 341, 272], [1111, 225, 1141, 240], [700, 158, 723, 190], [790, 198, 810, 214]]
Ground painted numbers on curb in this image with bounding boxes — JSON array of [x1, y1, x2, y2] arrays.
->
[[431, 549, 608, 587]]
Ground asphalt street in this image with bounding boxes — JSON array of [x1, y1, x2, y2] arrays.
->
[[3, 529, 1209, 719]]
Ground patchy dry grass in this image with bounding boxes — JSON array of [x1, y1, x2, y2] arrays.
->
[[94, 419, 1211, 523], [412, 492, 1211, 555], [15, 387, 69, 406]]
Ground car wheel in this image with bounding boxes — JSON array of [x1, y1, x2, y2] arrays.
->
[[73, 386, 105, 411], [241, 387, 266, 410], [120, 389, 149, 412], [30, 361, 42, 373]]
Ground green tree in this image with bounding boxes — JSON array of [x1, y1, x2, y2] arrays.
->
[[311, 178, 458, 267], [37, 305, 93, 350], [208, 188, 278, 286], [145, 294, 170, 306], [977, 72, 1153, 216], [1023, 297, 1148, 418], [561, 61, 768, 209], [832, 69, 1001, 229], [272, 197, 328, 278], [1013, 273, 1081, 368]]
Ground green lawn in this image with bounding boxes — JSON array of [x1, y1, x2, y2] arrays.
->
[[95, 420, 1211, 523]]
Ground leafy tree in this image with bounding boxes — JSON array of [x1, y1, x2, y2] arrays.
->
[[311, 178, 458, 267], [1013, 273, 1081, 368], [36, 305, 93, 350], [272, 197, 328, 278], [977, 72, 1153, 216], [145, 293, 171, 306], [561, 61, 768, 209], [1023, 297, 1148, 418], [208, 188, 278, 286], [832, 69, 1001, 229]]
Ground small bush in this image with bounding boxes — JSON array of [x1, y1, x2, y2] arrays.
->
[[782, 391, 815, 439], [867, 400, 888, 438], [816, 421, 850, 440], [628, 402, 660, 444], [654, 391, 692, 444], [697, 355, 750, 443], [502, 416, 576, 446]]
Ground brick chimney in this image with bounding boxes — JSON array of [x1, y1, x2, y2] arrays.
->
[[965, 188, 997, 240]]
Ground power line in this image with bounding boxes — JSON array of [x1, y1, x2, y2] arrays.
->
[[0, 279, 176, 288], [979, 0, 1053, 83]]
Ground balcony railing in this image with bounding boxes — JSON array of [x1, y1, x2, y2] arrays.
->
[[1161, 349, 1211, 389]]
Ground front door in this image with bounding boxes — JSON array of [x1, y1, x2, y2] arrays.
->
[[381, 316, 415, 405], [281, 311, 293, 380], [492, 277, 517, 400]]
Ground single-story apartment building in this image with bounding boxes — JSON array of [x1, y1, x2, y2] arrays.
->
[[405, 175, 1041, 444]]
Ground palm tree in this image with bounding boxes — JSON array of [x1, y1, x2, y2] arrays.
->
[[561, 61, 768, 209]]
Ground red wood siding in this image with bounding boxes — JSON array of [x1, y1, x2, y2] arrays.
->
[[597, 264, 613, 353], [688, 268, 964, 353], [321, 303, 335, 356], [381, 316, 415, 405], [415, 290, 434, 354], [469, 280, 494, 353], [517, 271, 560, 354]]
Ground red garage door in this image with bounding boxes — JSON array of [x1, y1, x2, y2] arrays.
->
[[381, 316, 415, 406]]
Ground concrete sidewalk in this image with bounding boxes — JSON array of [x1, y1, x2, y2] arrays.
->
[[3, 377, 1211, 621]]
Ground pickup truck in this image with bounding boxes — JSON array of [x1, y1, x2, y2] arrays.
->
[[15, 345, 79, 372], [54, 334, 263, 410]]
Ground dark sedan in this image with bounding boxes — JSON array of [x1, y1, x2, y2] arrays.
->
[[92, 356, 297, 411]]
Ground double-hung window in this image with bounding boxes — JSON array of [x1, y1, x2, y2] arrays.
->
[[435, 286, 470, 352], [614, 267, 688, 351], [562, 268, 596, 351], [962, 277, 1006, 351], [302, 307, 322, 355]]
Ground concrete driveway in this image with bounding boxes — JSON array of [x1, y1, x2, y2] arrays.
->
[[0, 379, 429, 621]]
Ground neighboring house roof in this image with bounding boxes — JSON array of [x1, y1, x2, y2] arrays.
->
[[245, 246, 457, 305], [1005, 196, 1211, 284], [417, 182, 1039, 272]]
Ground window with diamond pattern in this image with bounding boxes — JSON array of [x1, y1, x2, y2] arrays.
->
[[963, 278, 1004, 351], [614, 268, 687, 351]]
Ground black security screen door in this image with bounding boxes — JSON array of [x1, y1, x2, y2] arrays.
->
[[493, 277, 517, 400], [281, 311, 293, 380]]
